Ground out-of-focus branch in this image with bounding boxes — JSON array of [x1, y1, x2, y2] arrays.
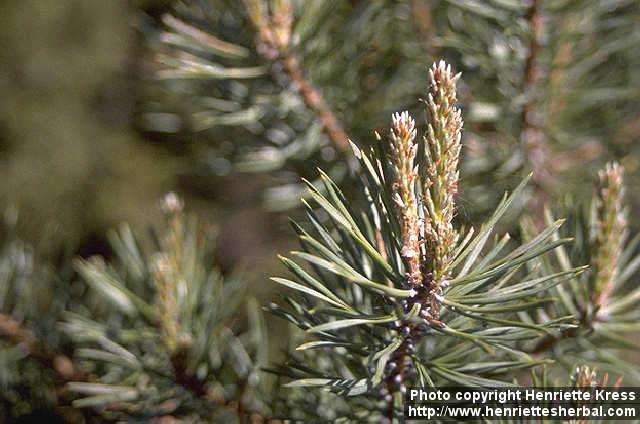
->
[[154, 195, 270, 423], [245, 0, 350, 152], [411, 0, 438, 57], [0, 313, 95, 423], [0, 313, 84, 381], [546, 15, 604, 173], [280, 55, 350, 151], [533, 163, 627, 354], [168, 346, 268, 422], [0, 311, 256, 421], [520, 0, 553, 214]]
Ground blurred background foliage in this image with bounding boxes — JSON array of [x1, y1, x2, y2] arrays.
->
[[0, 0, 288, 280], [0, 0, 173, 253], [1, 0, 638, 272]]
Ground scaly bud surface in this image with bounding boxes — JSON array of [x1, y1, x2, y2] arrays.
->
[[390, 111, 421, 287], [593, 161, 627, 314], [422, 61, 463, 312]]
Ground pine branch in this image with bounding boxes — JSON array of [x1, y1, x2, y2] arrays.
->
[[0, 310, 195, 422], [271, 59, 579, 420], [0, 313, 84, 382], [167, 345, 268, 422], [528, 162, 638, 374], [60, 193, 273, 421], [146, 1, 437, 210], [437, 0, 637, 222], [152, 199, 268, 421], [520, 0, 552, 213], [383, 62, 463, 419], [245, 0, 350, 152]]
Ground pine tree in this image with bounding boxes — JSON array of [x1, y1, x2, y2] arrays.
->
[[0, 0, 639, 422], [266, 61, 587, 421]]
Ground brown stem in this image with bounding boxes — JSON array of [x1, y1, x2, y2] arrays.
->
[[411, 0, 438, 57], [520, 0, 552, 218], [384, 336, 410, 421], [522, 0, 542, 111], [382, 316, 442, 422], [246, 0, 350, 153], [169, 346, 210, 398], [530, 325, 578, 354], [280, 54, 350, 151]]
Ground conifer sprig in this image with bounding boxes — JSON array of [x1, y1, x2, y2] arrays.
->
[[244, 0, 351, 152], [61, 194, 271, 421], [440, 0, 639, 221], [525, 162, 640, 380], [144, 1, 436, 210], [270, 61, 582, 421], [382, 64, 464, 417]]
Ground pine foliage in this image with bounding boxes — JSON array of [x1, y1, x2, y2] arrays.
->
[[267, 61, 586, 421], [438, 0, 640, 215], [0, 1, 639, 422], [142, 0, 432, 209], [522, 162, 640, 381], [61, 195, 271, 422], [0, 208, 86, 422], [143, 0, 640, 215]]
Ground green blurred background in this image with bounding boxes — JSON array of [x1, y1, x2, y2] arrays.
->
[[1, 0, 167, 246], [0, 0, 291, 289]]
